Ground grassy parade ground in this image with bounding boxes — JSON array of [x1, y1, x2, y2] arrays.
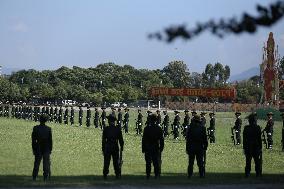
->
[[0, 109, 283, 187]]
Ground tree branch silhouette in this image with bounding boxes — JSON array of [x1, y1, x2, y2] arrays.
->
[[148, 1, 284, 43]]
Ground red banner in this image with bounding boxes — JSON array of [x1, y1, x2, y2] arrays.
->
[[149, 87, 236, 99]]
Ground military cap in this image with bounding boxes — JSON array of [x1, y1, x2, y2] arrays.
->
[[107, 114, 117, 122], [101, 107, 106, 110], [267, 112, 274, 116], [147, 110, 152, 114], [235, 112, 241, 116], [163, 110, 167, 113], [184, 109, 189, 112], [200, 112, 207, 115], [156, 109, 160, 112], [209, 112, 215, 116], [174, 110, 180, 113], [39, 114, 49, 123], [138, 109, 141, 112]]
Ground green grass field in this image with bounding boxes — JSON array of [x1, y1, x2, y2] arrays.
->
[[0, 109, 283, 187]]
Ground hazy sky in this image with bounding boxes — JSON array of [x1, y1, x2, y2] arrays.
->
[[0, 0, 283, 75]]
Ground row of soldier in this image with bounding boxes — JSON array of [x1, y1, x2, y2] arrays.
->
[[31, 111, 284, 181], [0, 104, 216, 140], [1, 104, 282, 150]]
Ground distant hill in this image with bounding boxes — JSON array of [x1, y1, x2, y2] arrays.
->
[[229, 67, 259, 82]]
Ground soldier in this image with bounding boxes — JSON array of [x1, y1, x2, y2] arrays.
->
[[191, 110, 197, 123], [200, 112, 207, 127], [233, 112, 242, 145], [78, 107, 83, 127], [243, 113, 262, 177], [142, 114, 164, 179], [186, 115, 208, 178], [136, 109, 143, 135], [145, 110, 152, 127], [182, 110, 190, 138], [111, 107, 116, 118], [58, 106, 63, 124], [86, 106, 91, 127], [70, 106, 75, 125], [156, 110, 161, 127], [64, 107, 69, 125], [117, 108, 122, 129], [11, 105, 15, 118], [123, 108, 129, 133], [0, 104, 3, 117], [100, 107, 107, 129], [172, 110, 180, 140], [49, 106, 54, 122], [263, 112, 274, 149], [102, 114, 124, 179], [162, 110, 169, 137], [94, 108, 99, 128], [53, 106, 58, 123], [32, 114, 53, 181], [208, 112, 216, 143], [281, 113, 284, 151]]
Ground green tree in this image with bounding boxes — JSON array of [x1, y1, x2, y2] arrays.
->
[[162, 61, 190, 87]]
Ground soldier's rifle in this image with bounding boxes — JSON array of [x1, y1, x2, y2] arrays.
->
[[231, 127, 236, 145], [261, 130, 268, 149]]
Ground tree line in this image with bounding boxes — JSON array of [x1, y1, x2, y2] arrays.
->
[[0, 58, 283, 105]]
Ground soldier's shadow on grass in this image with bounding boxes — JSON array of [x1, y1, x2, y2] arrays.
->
[[0, 173, 284, 187]]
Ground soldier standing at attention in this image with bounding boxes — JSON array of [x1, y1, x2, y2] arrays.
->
[[190, 110, 197, 125], [53, 106, 58, 123], [123, 108, 129, 133], [94, 108, 99, 128], [200, 112, 207, 127], [156, 110, 162, 127], [58, 106, 63, 124], [86, 106, 91, 127], [102, 114, 124, 179], [49, 106, 54, 122], [117, 108, 122, 129], [142, 114, 164, 179], [233, 112, 242, 145], [173, 110, 180, 140], [79, 106, 83, 127], [32, 114, 53, 181], [70, 106, 75, 125], [208, 112, 216, 143], [145, 110, 152, 127], [243, 113, 262, 177], [162, 110, 169, 137], [111, 107, 116, 118], [136, 109, 143, 135], [101, 107, 107, 129], [64, 107, 69, 125], [186, 115, 208, 178], [182, 110, 190, 138], [263, 112, 274, 149]]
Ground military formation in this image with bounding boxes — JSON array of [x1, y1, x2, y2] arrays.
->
[[0, 104, 283, 181]]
